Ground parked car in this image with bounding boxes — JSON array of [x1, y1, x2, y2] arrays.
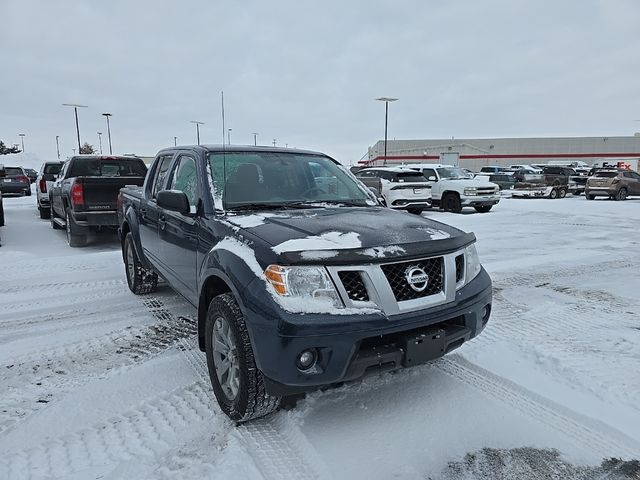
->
[[36, 161, 65, 219], [479, 166, 510, 174], [50, 155, 147, 246], [409, 164, 500, 213], [507, 164, 541, 174], [24, 168, 38, 183], [118, 146, 493, 422], [585, 169, 640, 201], [487, 173, 517, 190], [355, 167, 431, 214], [0, 166, 31, 196]]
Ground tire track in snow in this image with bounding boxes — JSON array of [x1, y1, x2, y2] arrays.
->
[[437, 355, 640, 460], [0, 298, 197, 436], [0, 382, 219, 480], [176, 334, 330, 480], [0, 278, 127, 295]]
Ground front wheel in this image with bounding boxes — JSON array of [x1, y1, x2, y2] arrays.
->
[[39, 205, 50, 219], [124, 232, 158, 294], [586, 194, 595, 200], [474, 205, 493, 213], [442, 193, 462, 213], [205, 293, 280, 422]]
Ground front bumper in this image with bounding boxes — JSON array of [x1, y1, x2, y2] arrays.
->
[[460, 195, 500, 207], [244, 269, 492, 395]]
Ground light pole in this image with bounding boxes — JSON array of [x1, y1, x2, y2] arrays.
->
[[18, 133, 25, 152], [102, 113, 113, 154], [97, 132, 103, 154], [55, 135, 60, 159], [375, 97, 398, 165], [272, 139, 276, 147], [174, 136, 177, 146], [62, 103, 88, 152], [72, 148, 76, 155], [190, 121, 204, 145], [227, 128, 232, 145], [252, 132, 259, 146]]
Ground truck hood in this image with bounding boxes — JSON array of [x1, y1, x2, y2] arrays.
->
[[226, 207, 475, 265]]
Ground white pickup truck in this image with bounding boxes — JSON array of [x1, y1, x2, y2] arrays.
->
[[408, 164, 501, 213]]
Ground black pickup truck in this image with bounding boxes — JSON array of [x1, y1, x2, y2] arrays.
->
[[118, 146, 492, 422], [50, 155, 147, 246]]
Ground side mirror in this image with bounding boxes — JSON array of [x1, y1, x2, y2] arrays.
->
[[368, 186, 380, 197], [428, 176, 437, 182], [157, 189, 190, 214]]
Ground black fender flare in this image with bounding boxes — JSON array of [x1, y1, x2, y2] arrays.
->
[[120, 205, 152, 270]]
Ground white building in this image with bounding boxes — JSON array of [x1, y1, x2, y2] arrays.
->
[[361, 135, 640, 171]]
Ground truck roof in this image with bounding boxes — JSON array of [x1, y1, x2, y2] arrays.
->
[[157, 145, 325, 157]]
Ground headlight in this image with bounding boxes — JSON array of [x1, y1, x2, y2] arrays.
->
[[465, 244, 482, 283], [463, 188, 477, 196], [265, 265, 343, 309]]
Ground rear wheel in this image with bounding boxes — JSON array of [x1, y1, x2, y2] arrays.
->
[[586, 194, 595, 200], [407, 207, 424, 215], [124, 232, 158, 294], [474, 205, 493, 213], [442, 193, 462, 213], [205, 293, 280, 422], [65, 209, 87, 247], [615, 188, 628, 201], [24, 188, 32, 197], [549, 188, 558, 199], [39, 205, 50, 219], [558, 188, 567, 198]]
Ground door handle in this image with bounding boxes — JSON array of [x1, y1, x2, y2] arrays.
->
[[159, 214, 166, 230], [140, 207, 147, 220]]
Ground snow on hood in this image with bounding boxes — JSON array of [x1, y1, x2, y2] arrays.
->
[[212, 236, 378, 315], [359, 245, 407, 258], [273, 231, 362, 254]]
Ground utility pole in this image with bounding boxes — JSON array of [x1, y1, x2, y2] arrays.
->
[[97, 132, 103, 154], [174, 136, 177, 146], [55, 135, 60, 159], [375, 97, 398, 165], [252, 132, 259, 146], [18, 133, 25, 152], [227, 128, 232, 145], [102, 113, 113, 154], [272, 139, 276, 147], [62, 103, 88, 152], [190, 121, 205, 145]]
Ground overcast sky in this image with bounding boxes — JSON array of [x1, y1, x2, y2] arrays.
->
[[1, 0, 639, 165]]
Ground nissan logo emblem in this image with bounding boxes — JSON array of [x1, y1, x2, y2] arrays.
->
[[405, 266, 429, 292]]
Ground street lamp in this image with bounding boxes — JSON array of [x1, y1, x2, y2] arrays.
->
[[190, 121, 205, 145], [102, 113, 113, 154], [375, 97, 398, 165], [252, 132, 259, 146], [18, 133, 25, 152], [272, 139, 276, 147], [62, 103, 88, 152], [97, 132, 103, 154], [55, 135, 60, 159], [174, 136, 177, 146], [227, 128, 232, 145]]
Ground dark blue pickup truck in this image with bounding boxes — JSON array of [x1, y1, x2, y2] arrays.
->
[[118, 146, 492, 422]]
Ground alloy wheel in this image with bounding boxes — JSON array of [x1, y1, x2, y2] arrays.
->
[[212, 316, 240, 400]]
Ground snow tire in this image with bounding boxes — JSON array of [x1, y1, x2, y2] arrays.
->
[[124, 232, 158, 294], [205, 293, 280, 423]]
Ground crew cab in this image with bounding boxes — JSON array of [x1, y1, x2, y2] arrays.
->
[[355, 166, 431, 214], [408, 164, 500, 213], [50, 155, 147, 246], [118, 146, 492, 422]]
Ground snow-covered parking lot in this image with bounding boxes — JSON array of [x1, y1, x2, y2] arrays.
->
[[0, 192, 639, 480]]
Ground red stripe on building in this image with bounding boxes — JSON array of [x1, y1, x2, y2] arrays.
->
[[360, 152, 640, 165]]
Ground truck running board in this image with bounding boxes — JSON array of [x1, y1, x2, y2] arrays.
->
[[53, 217, 66, 228]]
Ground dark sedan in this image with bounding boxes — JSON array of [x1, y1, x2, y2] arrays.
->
[[0, 167, 31, 196]]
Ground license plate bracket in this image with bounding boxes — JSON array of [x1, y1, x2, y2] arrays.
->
[[403, 327, 446, 367]]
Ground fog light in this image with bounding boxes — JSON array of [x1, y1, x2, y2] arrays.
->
[[297, 349, 317, 370], [482, 304, 491, 325]]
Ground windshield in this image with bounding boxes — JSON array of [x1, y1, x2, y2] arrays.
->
[[437, 167, 469, 180], [207, 152, 373, 209]]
